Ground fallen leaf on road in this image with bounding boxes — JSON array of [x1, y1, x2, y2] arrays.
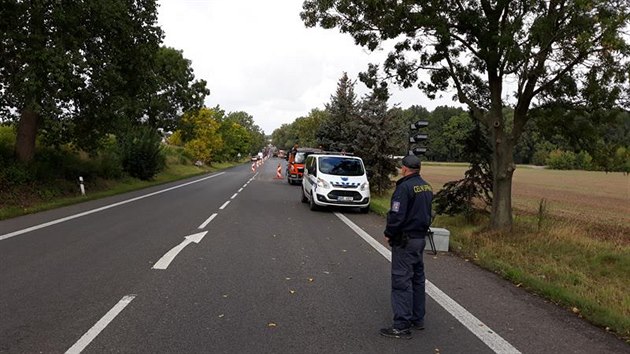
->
[[571, 307, 580, 314], [516, 283, 522, 288], [342, 249, 347, 252], [218, 314, 224, 318], [289, 290, 296, 294], [222, 294, 228, 298], [268, 322, 277, 327], [323, 271, 330, 274], [308, 278, 314, 282], [285, 277, 291, 280]]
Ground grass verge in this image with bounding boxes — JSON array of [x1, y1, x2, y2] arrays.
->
[[0, 161, 243, 221], [370, 191, 630, 340]]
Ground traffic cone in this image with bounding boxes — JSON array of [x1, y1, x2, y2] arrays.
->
[[274, 163, 283, 179]]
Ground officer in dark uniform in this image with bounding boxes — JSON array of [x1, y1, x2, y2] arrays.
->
[[380, 155, 433, 339]]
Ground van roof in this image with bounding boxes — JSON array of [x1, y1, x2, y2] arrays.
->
[[310, 154, 361, 159]]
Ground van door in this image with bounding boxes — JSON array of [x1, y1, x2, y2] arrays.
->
[[303, 156, 316, 194]]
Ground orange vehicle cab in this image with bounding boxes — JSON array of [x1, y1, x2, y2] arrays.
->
[[286, 147, 323, 185]]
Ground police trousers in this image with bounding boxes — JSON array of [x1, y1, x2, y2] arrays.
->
[[391, 237, 426, 329]]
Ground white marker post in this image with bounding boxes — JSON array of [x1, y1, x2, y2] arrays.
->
[[79, 176, 85, 196]]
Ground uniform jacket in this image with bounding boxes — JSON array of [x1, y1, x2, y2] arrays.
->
[[384, 173, 433, 238]]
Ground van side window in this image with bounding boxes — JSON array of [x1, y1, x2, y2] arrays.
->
[[312, 158, 317, 177]]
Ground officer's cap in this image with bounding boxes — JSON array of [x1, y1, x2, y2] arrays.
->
[[402, 155, 421, 169]]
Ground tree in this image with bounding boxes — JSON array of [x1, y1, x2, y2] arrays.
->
[[318, 72, 360, 152], [434, 119, 493, 219], [302, 0, 630, 229], [354, 90, 398, 194], [145, 47, 209, 130], [215, 120, 250, 162], [178, 107, 223, 164], [0, 0, 163, 161]]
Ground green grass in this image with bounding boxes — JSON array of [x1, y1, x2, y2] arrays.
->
[[0, 160, 244, 221], [370, 189, 630, 340]]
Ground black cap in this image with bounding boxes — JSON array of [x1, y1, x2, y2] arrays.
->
[[402, 155, 421, 169]]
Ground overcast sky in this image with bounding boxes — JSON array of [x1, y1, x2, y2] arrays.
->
[[157, 0, 457, 134]]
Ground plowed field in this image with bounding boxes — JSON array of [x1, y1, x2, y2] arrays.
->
[[422, 164, 630, 240]]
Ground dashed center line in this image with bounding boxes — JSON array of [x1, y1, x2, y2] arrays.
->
[[198, 213, 218, 229], [230, 193, 238, 199], [65, 295, 136, 354], [219, 201, 230, 210]]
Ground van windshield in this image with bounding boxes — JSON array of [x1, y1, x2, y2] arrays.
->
[[295, 152, 307, 163], [318, 157, 364, 176]]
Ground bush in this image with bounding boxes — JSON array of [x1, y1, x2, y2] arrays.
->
[[96, 135, 124, 179], [546, 149, 576, 170], [119, 126, 165, 180], [574, 151, 593, 170]]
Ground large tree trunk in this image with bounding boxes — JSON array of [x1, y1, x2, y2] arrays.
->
[[490, 129, 515, 230], [15, 108, 40, 162]]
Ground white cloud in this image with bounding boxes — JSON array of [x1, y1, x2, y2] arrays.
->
[[157, 0, 459, 134]]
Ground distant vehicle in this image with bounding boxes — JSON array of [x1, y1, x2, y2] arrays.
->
[[301, 154, 370, 213], [286, 147, 323, 185], [250, 155, 259, 162], [258, 152, 263, 159]]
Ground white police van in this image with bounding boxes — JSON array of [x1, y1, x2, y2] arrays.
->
[[301, 154, 370, 213]]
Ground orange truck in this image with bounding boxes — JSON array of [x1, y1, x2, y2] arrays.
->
[[286, 147, 322, 185]]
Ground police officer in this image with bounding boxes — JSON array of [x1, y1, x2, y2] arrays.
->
[[380, 155, 433, 339]]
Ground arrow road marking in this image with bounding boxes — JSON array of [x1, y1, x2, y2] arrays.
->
[[334, 212, 520, 354], [152, 231, 208, 270], [66, 294, 136, 354]]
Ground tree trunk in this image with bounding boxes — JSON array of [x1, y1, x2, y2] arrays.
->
[[490, 131, 515, 230], [15, 108, 40, 162]]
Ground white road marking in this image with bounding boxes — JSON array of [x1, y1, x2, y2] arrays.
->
[[152, 231, 208, 270], [65, 294, 136, 354], [198, 213, 218, 229], [0, 172, 226, 242], [242, 184, 247, 188], [230, 193, 238, 199], [238, 188, 243, 192], [219, 201, 230, 210], [334, 212, 521, 354]]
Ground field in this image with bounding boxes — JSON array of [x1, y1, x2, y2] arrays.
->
[[423, 164, 630, 243], [372, 164, 630, 338]]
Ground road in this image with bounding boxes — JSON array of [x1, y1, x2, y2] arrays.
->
[[0, 158, 626, 353]]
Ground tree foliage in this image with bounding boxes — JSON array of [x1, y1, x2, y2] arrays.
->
[[119, 126, 165, 180], [317, 72, 360, 152], [145, 47, 210, 130], [1, 0, 166, 160], [354, 90, 398, 194], [302, 0, 630, 230], [434, 120, 493, 218], [271, 109, 328, 149], [178, 107, 223, 164]]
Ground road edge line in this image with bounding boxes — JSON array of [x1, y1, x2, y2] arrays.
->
[[0, 172, 225, 241], [334, 212, 520, 354]]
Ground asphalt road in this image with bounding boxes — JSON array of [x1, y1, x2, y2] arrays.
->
[[0, 158, 627, 353]]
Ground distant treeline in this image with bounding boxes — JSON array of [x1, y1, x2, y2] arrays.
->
[[272, 77, 629, 173]]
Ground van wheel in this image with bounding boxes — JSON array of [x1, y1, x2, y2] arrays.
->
[[301, 188, 308, 203], [359, 206, 370, 214], [309, 192, 319, 211]]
